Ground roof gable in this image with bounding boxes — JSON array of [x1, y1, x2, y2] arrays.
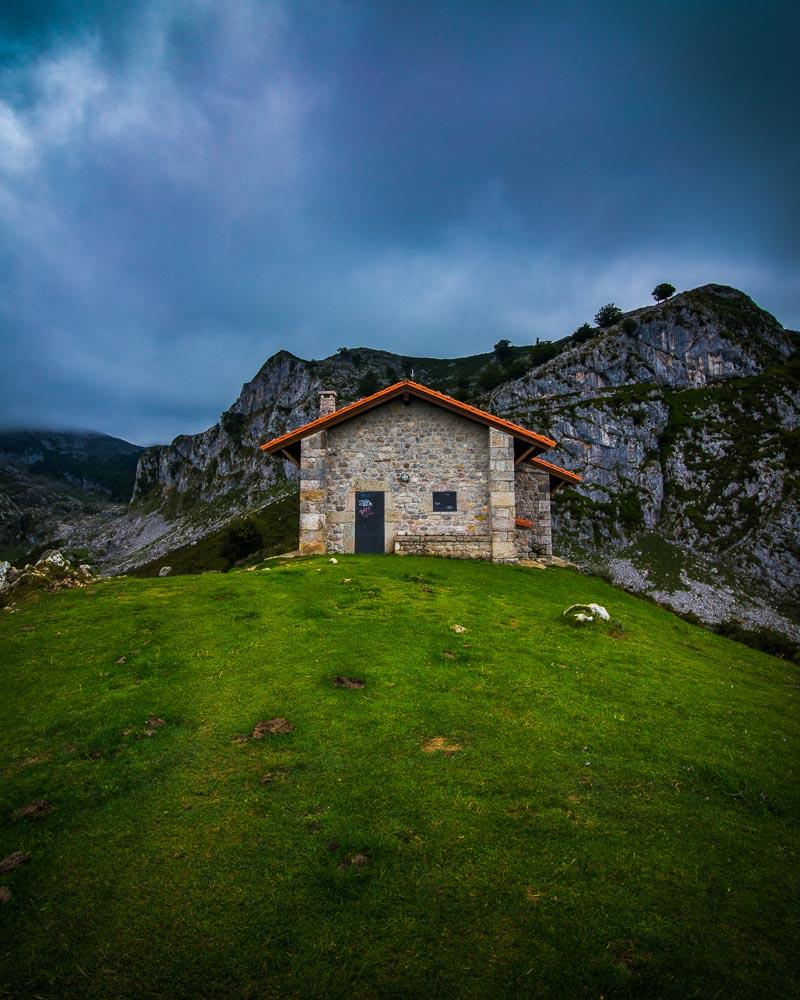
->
[[260, 380, 556, 461]]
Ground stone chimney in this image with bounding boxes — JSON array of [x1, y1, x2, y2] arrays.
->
[[319, 390, 337, 417]]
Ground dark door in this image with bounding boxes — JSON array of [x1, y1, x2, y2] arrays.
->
[[355, 491, 385, 554]]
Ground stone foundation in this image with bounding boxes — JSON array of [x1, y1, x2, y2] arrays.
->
[[394, 532, 491, 559]]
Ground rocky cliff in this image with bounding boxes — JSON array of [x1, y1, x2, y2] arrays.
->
[[487, 285, 799, 635]]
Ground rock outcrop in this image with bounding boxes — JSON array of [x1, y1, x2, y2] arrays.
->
[[488, 285, 799, 636], [0, 550, 99, 608]]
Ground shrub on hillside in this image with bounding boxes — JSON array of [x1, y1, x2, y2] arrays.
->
[[219, 520, 264, 569], [571, 323, 595, 344], [478, 364, 506, 393], [529, 341, 562, 367], [358, 372, 380, 396], [652, 282, 676, 303], [221, 410, 246, 443], [594, 303, 624, 328], [715, 620, 799, 662]]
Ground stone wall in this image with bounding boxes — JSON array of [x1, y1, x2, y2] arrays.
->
[[514, 465, 552, 556], [321, 398, 493, 555], [488, 428, 516, 562], [395, 532, 491, 559], [299, 431, 327, 554]]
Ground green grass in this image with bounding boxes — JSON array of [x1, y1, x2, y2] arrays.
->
[[0, 557, 798, 998]]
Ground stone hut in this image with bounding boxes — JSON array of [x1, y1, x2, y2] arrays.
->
[[260, 380, 581, 562]]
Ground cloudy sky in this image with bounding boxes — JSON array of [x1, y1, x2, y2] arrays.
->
[[1, 1, 797, 444]]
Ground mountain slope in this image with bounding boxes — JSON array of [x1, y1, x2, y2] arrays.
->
[[0, 431, 143, 560], [130, 345, 538, 513], [486, 285, 799, 633]]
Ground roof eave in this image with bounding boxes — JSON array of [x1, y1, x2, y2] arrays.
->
[[527, 454, 582, 492], [260, 380, 556, 455]]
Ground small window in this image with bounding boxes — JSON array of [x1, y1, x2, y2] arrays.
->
[[433, 490, 457, 512]]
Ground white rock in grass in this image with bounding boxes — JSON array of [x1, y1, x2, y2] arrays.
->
[[563, 603, 611, 626], [329, 557, 338, 564], [158, 566, 172, 577]]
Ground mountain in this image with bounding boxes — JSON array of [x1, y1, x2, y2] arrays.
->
[[4, 284, 798, 642], [0, 430, 143, 561], [486, 285, 799, 636], [129, 345, 541, 513], [98, 347, 542, 572]]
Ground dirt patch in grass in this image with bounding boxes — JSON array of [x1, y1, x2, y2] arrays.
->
[[251, 718, 294, 737], [260, 768, 290, 785], [8, 753, 50, 772], [0, 851, 30, 874], [0, 886, 11, 904], [12, 800, 53, 821], [609, 941, 651, 973], [333, 676, 365, 689], [339, 852, 369, 869], [422, 737, 461, 756]]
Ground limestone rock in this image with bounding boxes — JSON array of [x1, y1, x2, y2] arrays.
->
[[0, 551, 98, 605], [488, 286, 799, 639], [563, 604, 610, 626]]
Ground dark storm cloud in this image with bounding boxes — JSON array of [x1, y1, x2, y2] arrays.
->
[[0, 1, 798, 444]]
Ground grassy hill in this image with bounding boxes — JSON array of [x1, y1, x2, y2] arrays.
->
[[0, 557, 797, 998]]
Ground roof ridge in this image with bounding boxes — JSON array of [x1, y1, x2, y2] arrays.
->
[[260, 380, 557, 454]]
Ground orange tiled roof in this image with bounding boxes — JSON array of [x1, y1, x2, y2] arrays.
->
[[515, 516, 534, 528], [260, 380, 556, 455], [529, 454, 582, 484]]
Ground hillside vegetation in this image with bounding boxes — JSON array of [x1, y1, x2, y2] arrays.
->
[[1, 557, 797, 998]]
